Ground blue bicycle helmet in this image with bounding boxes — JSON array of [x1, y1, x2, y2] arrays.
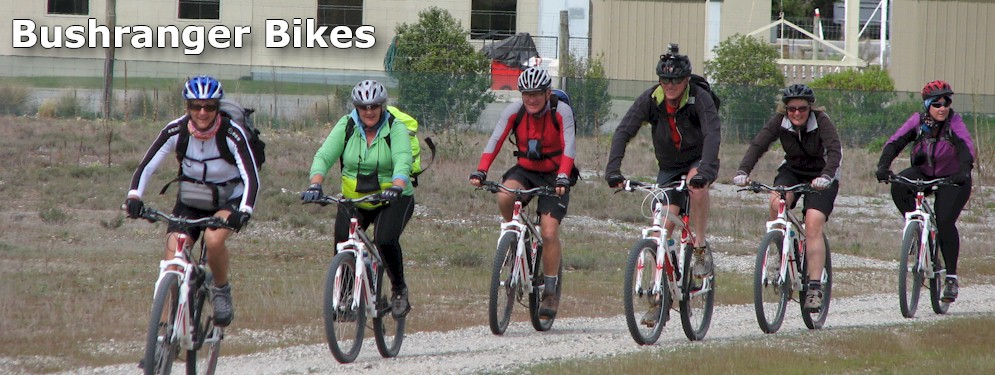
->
[[183, 75, 224, 100]]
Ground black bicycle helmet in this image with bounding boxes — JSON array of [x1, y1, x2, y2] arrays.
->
[[656, 43, 692, 79], [781, 84, 816, 103]]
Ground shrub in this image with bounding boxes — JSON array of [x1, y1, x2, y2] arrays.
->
[[0, 84, 31, 115]]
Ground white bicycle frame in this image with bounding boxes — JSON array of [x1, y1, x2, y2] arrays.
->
[[151, 234, 221, 351], [905, 189, 940, 279], [630, 179, 704, 303], [332, 217, 384, 318], [764, 193, 807, 292], [498, 199, 543, 297]]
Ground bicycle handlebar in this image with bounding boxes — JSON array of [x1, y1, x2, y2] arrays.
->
[[618, 178, 685, 193], [737, 181, 815, 195], [137, 207, 232, 230], [888, 175, 954, 191], [304, 193, 388, 207], [478, 180, 557, 197]]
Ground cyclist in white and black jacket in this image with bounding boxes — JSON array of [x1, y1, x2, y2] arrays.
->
[[123, 75, 259, 327]]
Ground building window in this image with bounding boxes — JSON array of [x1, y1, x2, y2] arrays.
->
[[178, 0, 220, 20], [317, 0, 363, 34], [48, 0, 88, 15], [471, 0, 516, 40]]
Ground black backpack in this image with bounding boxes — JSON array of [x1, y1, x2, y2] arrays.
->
[[689, 74, 720, 109], [175, 99, 266, 170]]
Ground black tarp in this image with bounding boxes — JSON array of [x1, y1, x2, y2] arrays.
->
[[481, 33, 540, 69]]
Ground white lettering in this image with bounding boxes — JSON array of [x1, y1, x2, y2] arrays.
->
[[40, 25, 61, 48], [182, 26, 204, 55], [208, 25, 230, 49], [233, 26, 250, 48], [354, 25, 375, 49], [131, 25, 152, 48], [305, 18, 328, 48], [113, 25, 131, 48], [158, 25, 179, 48], [88, 18, 110, 47], [13, 19, 36, 48], [65, 25, 86, 48], [293, 18, 302, 48], [329, 26, 352, 49], [266, 20, 290, 48]]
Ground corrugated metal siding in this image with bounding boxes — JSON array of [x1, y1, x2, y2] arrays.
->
[[592, 0, 706, 81], [892, 0, 994, 95]]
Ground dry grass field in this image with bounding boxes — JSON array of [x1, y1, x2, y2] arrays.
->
[[2, 116, 994, 373]]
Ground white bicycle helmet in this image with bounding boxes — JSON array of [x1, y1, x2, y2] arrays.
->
[[351, 80, 388, 106], [517, 67, 551, 93], [183, 75, 224, 100]]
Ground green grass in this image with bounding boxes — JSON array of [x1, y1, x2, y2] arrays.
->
[[527, 316, 995, 374]]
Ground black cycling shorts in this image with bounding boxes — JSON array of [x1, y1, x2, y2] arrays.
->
[[501, 165, 569, 222], [169, 197, 240, 242], [772, 166, 838, 219]]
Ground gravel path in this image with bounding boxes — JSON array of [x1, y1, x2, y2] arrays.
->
[[58, 285, 995, 375]]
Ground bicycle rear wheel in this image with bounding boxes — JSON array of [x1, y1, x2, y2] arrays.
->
[[529, 240, 562, 331], [929, 237, 950, 314], [488, 232, 518, 335], [753, 231, 789, 334], [623, 239, 669, 345], [187, 273, 222, 375], [373, 262, 405, 358], [801, 235, 832, 329], [679, 243, 715, 341], [323, 251, 366, 364], [898, 223, 924, 318], [142, 273, 180, 375]]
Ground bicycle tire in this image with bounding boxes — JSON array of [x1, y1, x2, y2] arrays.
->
[[142, 273, 180, 375], [488, 232, 517, 335], [623, 239, 669, 345], [528, 239, 562, 332], [753, 231, 789, 334], [898, 223, 924, 318], [801, 234, 832, 329], [187, 272, 221, 375], [929, 236, 950, 314], [373, 261, 405, 358], [323, 251, 365, 364], [679, 243, 715, 341]]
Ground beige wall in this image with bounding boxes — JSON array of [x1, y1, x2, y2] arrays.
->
[[890, 0, 995, 96], [591, 0, 771, 82], [1, 0, 539, 78]]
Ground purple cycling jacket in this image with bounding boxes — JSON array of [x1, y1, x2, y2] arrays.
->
[[882, 112, 975, 177]]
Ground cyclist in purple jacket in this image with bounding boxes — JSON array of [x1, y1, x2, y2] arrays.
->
[[875, 80, 975, 303]]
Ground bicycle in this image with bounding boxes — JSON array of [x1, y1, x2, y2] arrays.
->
[[305, 193, 405, 364], [619, 177, 716, 344], [135, 206, 232, 375], [739, 182, 833, 333], [890, 175, 954, 318], [477, 180, 563, 335]]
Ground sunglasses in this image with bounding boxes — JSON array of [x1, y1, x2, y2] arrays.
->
[[930, 101, 951, 108], [187, 103, 219, 112], [660, 77, 685, 85], [786, 105, 810, 113], [356, 104, 382, 111]]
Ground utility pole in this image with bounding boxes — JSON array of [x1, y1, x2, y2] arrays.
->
[[558, 10, 569, 90], [102, 0, 116, 119]]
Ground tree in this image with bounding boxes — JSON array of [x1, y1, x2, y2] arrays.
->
[[559, 52, 614, 136], [391, 7, 494, 132], [704, 34, 785, 141], [808, 66, 908, 145]]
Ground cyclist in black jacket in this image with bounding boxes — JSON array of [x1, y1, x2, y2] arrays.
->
[[733, 84, 842, 312]]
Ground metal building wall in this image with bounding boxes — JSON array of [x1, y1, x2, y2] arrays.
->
[[891, 0, 995, 95]]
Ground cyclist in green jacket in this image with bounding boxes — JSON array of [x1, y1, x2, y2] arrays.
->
[[301, 80, 416, 318]]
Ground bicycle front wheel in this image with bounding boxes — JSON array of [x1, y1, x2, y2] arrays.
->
[[142, 273, 180, 375], [801, 234, 832, 329], [898, 222, 924, 318], [528, 240, 562, 332], [186, 273, 221, 375], [323, 251, 366, 364], [754, 231, 789, 334], [373, 262, 405, 358], [679, 243, 715, 341], [623, 239, 668, 345], [929, 236, 950, 315], [488, 232, 518, 335]]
